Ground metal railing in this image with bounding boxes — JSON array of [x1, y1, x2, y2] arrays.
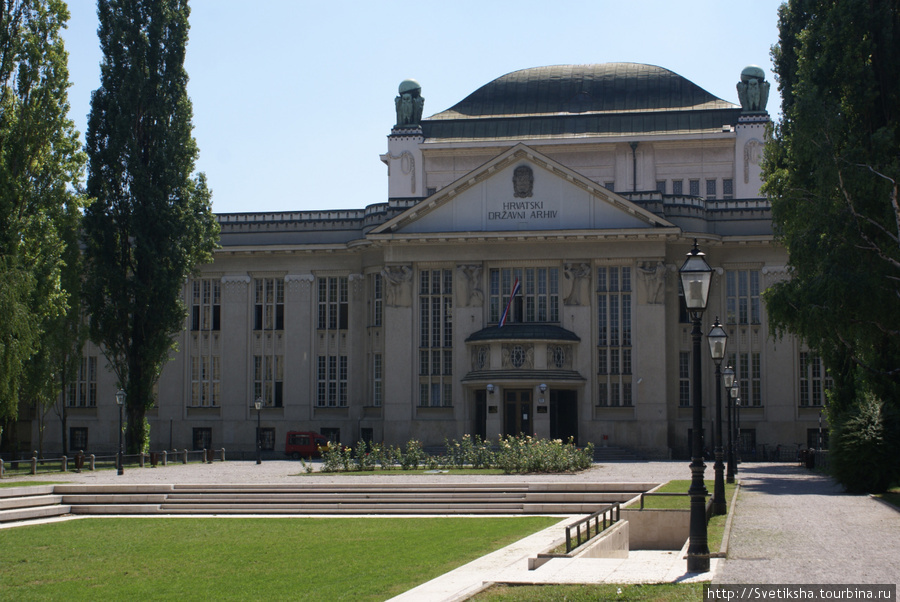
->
[[564, 502, 620, 553], [0, 448, 225, 478]]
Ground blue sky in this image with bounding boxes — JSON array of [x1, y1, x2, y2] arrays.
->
[[61, 0, 786, 214]]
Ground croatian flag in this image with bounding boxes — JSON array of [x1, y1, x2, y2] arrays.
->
[[499, 278, 520, 327]]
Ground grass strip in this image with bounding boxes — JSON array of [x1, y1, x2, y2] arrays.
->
[[0, 516, 559, 601], [639, 479, 736, 510], [0, 481, 65, 488], [876, 487, 900, 510]]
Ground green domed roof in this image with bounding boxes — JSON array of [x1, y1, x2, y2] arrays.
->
[[423, 63, 740, 141]]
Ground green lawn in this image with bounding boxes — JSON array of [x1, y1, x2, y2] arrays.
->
[[639, 479, 736, 510], [877, 487, 900, 510], [0, 516, 560, 601], [0, 481, 64, 488]]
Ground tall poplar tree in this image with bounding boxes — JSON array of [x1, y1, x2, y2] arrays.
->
[[83, 0, 218, 453], [0, 0, 86, 443]]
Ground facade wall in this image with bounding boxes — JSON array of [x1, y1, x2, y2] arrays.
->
[[42, 236, 805, 460], [25, 66, 824, 462]]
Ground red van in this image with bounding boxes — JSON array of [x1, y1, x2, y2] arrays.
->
[[285, 431, 329, 459]]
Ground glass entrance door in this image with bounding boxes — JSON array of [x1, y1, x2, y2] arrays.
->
[[504, 390, 532, 436]]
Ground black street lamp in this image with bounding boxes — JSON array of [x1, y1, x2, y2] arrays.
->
[[723, 366, 736, 483], [115, 389, 126, 476], [732, 382, 741, 472], [254, 397, 263, 465], [818, 410, 823, 451], [707, 318, 728, 515], [678, 240, 713, 573]]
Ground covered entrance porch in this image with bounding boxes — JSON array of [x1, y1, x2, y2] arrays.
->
[[463, 324, 585, 443]]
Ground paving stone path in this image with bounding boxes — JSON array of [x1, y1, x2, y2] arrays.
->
[[715, 462, 900, 587]]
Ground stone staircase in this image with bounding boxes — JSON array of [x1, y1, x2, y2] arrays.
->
[[1, 481, 656, 523], [0, 485, 70, 523]]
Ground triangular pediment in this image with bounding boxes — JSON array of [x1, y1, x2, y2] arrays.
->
[[370, 144, 674, 236]]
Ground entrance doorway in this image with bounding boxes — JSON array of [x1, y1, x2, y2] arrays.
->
[[550, 390, 578, 445], [504, 390, 532, 436], [474, 390, 486, 441]]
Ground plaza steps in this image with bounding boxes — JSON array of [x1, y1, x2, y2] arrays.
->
[[0, 482, 655, 523], [0, 485, 70, 523], [52, 482, 651, 517]]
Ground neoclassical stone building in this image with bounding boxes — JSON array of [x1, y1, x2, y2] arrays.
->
[[36, 63, 829, 458]]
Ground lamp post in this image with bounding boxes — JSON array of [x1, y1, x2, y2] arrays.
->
[[707, 318, 728, 515], [254, 397, 262, 465], [732, 384, 741, 472], [818, 410, 823, 451], [678, 240, 713, 573], [115, 389, 126, 476], [723, 366, 735, 483]]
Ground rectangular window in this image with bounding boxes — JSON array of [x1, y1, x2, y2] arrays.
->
[[604, 182, 615, 192], [318, 276, 348, 330], [254, 354, 283, 407], [192, 428, 212, 451], [320, 427, 340, 443], [726, 270, 761, 325], [316, 355, 348, 407], [70, 427, 88, 452], [372, 354, 383, 407], [799, 352, 832, 407], [672, 180, 683, 195], [191, 279, 221, 331], [190, 278, 222, 408], [706, 179, 717, 200], [191, 355, 221, 407], [419, 269, 453, 407], [656, 180, 666, 194], [728, 351, 763, 407], [489, 267, 559, 324], [597, 266, 633, 406], [679, 352, 691, 407], [67, 356, 97, 407], [254, 278, 284, 330], [372, 273, 382, 327], [723, 178, 734, 199], [689, 179, 700, 196], [257, 427, 276, 451]]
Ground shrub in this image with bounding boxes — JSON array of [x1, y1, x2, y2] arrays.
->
[[319, 443, 344, 473], [318, 435, 591, 474], [355, 440, 376, 471], [830, 392, 900, 493], [444, 434, 482, 469], [494, 435, 593, 474], [400, 439, 425, 470], [471, 435, 496, 469], [373, 443, 401, 470]]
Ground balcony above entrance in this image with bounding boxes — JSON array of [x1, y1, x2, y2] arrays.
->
[[465, 324, 580, 343], [464, 324, 583, 382]]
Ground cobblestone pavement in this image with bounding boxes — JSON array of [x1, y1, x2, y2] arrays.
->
[[714, 462, 900, 587]]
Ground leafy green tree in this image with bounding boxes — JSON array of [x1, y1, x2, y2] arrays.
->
[[764, 0, 900, 489], [0, 0, 87, 449], [83, 0, 218, 453], [40, 200, 89, 455]]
